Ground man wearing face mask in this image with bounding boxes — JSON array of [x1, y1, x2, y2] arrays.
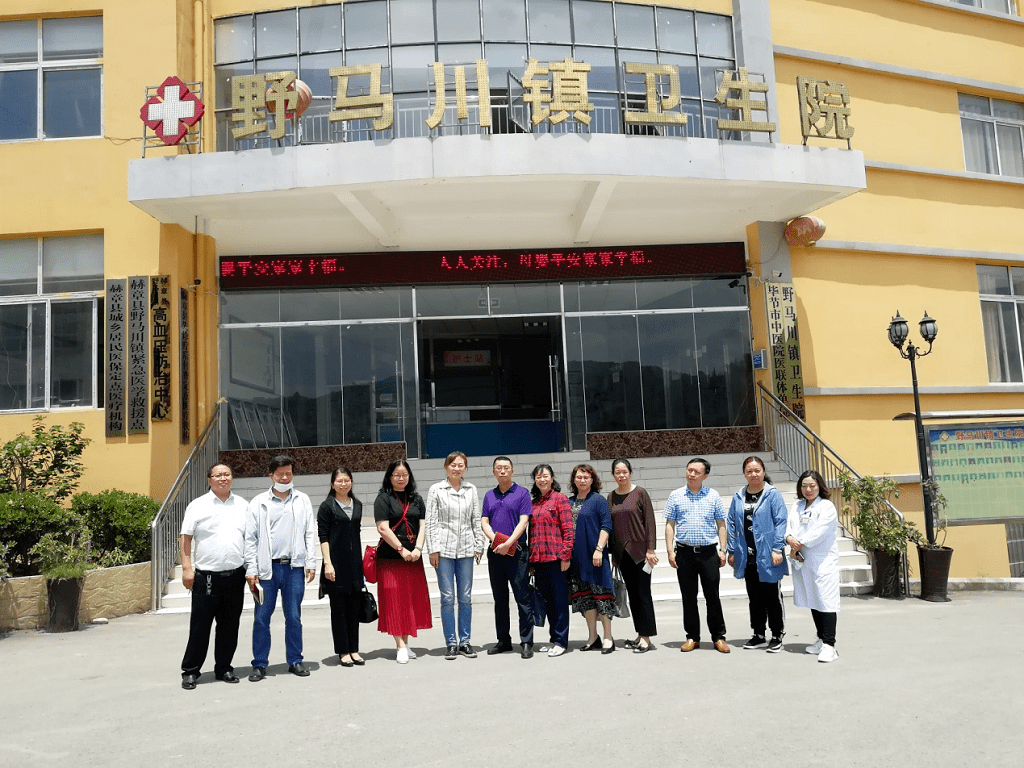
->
[[244, 455, 318, 680]]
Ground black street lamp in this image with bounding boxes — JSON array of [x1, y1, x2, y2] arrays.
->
[[887, 311, 938, 545]]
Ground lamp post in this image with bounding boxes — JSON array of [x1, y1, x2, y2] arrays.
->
[[887, 311, 938, 545]]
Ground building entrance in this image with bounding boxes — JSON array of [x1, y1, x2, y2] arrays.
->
[[418, 316, 565, 458]]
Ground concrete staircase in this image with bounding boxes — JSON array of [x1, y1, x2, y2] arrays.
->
[[157, 450, 872, 613]]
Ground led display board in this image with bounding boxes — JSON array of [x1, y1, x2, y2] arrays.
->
[[219, 242, 745, 290]]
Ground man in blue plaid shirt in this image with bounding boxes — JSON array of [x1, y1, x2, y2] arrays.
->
[[664, 458, 730, 654]]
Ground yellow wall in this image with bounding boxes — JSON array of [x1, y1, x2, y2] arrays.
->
[[0, 1, 220, 501]]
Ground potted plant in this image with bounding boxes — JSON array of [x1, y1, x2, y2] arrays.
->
[[29, 527, 93, 632], [839, 472, 921, 599], [917, 479, 953, 602]]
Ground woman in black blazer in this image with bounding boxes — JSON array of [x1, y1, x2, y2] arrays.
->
[[318, 467, 365, 667]]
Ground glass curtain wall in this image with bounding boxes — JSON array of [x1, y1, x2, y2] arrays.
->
[[213, 0, 736, 148]]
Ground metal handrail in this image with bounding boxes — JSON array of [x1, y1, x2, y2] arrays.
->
[[756, 382, 910, 594], [150, 402, 223, 611]]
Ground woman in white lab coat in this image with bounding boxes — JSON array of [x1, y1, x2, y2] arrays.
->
[[785, 470, 840, 663]]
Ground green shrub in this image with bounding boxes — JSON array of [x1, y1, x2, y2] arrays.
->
[[0, 492, 76, 577], [0, 416, 90, 503], [72, 490, 158, 565], [30, 527, 92, 580]]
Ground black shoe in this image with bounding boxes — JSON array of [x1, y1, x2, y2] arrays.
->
[[181, 674, 197, 690], [352, 656, 365, 666], [601, 639, 616, 655], [521, 643, 534, 659], [743, 635, 768, 650], [487, 641, 514, 655], [766, 637, 784, 654], [289, 662, 310, 677], [248, 667, 266, 682], [633, 642, 652, 654], [459, 643, 477, 659], [215, 671, 239, 683], [445, 644, 459, 660], [580, 637, 602, 652], [339, 656, 355, 667]]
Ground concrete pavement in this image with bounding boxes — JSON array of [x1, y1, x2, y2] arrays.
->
[[1, 590, 1021, 767]]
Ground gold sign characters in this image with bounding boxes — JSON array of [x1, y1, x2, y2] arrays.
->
[[230, 62, 856, 141], [797, 76, 854, 144]]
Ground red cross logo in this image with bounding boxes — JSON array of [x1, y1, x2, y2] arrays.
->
[[140, 76, 205, 146]]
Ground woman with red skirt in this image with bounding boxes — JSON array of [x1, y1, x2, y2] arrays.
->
[[374, 459, 432, 663]]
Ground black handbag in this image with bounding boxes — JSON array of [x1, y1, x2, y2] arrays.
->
[[359, 587, 379, 623], [612, 566, 630, 619]]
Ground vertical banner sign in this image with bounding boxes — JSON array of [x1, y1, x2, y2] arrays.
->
[[180, 287, 191, 443], [128, 276, 150, 434], [765, 283, 805, 419], [105, 279, 127, 437], [150, 276, 172, 421]]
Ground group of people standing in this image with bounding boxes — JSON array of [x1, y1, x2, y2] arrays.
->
[[179, 451, 841, 688]]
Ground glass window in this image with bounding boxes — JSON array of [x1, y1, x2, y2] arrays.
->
[[977, 265, 1024, 383], [699, 56, 733, 101], [657, 8, 695, 54], [0, 19, 39, 64], [960, 94, 1024, 177], [636, 278, 694, 310], [41, 234, 103, 293], [279, 290, 341, 322], [43, 69, 102, 138], [391, 45, 434, 92], [299, 52, 337, 98], [0, 71, 37, 140], [571, 1, 614, 46], [344, 1, 388, 48], [576, 46, 617, 92], [659, 52, 699, 98], [576, 315, 644, 432], [256, 10, 297, 58], [483, 0, 527, 40], [215, 15, 254, 63], [221, 291, 281, 324], [694, 311, 755, 427], [1, 16, 102, 142], [615, 4, 656, 49], [575, 281, 637, 312], [528, 0, 572, 43], [281, 325, 343, 446], [438, 0, 482, 41], [391, 0, 436, 45], [340, 287, 410, 319], [437, 43, 484, 66], [692, 277, 747, 308], [484, 42, 528, 82], [416, 285, 491, 316], [42, 17, 102, 60], [214, 62, 253, 110], [638, 313, 700, 429], [696, 13, 733, 58], [0, 239, 38, 296], [0, 235, 102, 411], [300, 5, 342, 53], [489, 282, 561, 314]]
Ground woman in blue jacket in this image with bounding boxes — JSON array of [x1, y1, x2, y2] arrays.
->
[[567, 464, 616, 654], [727, 456, 789, 653]]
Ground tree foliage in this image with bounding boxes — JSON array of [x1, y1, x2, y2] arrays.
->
[[0, 416, 90, 503]]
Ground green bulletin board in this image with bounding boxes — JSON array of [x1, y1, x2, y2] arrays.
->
[[928, 422, 1024, 524]]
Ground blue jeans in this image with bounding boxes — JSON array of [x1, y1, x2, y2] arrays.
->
[[435, 556, 474, 646], [252, 563, 305, 668]]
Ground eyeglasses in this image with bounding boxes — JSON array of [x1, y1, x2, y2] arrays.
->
[[391, 472, 409, 479]]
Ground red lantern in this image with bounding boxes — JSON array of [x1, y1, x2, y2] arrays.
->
[[784, 216, 826, 247], [266, 79, 312, 120]]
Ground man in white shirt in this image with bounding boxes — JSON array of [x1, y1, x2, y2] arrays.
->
[[180, 463, 248, 690], [244, 455, 317, 680]]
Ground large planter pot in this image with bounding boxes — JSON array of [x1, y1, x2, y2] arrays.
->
[[871, 548, 904, 599], [917, 545, 953, 603], [46, 577, 83, 632]]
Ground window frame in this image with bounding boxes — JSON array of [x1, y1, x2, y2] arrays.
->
[[0, 15, 104, 143], [0, 235, 103, 412], [978, 265, 1024, 384], [959, 93, 1024, 178]]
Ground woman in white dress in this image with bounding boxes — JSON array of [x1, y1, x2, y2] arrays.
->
[[785, 470, 840, 663]]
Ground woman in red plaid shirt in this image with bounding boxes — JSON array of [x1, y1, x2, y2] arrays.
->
[[528, 464, 574, 657]]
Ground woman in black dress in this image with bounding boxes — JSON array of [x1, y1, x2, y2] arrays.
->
[[318, 467, 365, 667]]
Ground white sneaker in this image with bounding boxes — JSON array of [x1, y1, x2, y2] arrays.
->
[[547, 645, 566, 658], [805, 639, 823, 655], [396, 647, 409, 664], [406, 648, 417, 660], [538, 645, 551, 653], [817, 645, 839, 663]]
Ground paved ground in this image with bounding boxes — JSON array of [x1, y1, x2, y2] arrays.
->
[[1, 590, 1021, 768]]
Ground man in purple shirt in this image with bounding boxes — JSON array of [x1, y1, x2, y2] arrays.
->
[[481, 456, 535, 659]]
